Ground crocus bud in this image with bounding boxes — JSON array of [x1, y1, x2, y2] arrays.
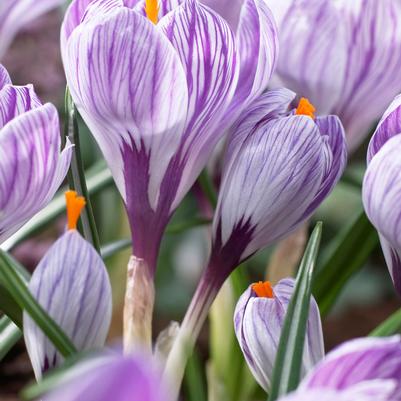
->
[[234, 278, 324, 391], [41, 353, 169, 401], [23, 192, 112, 379], [363, 95, 401, 294]]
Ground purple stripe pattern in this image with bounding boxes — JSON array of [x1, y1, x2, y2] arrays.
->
[[62, 0, 277, 274], [264, 0, 401, 151], [0, 65, 72, 243], [0, 0, 64, 58], [363, 133, 401, 294], [23, 230, 112, 380], [208, 89, 346, 283], [41, 353, 167, 401], [234, 278, 324, 391]]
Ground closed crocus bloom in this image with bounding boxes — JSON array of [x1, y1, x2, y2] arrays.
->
[[363, 95, 401, 294], [42, 353, 168, 401], [23, 192, 112, 380], [263, 0, 401, 151], [0, 64, 72, 244], [279, 336, 401, 401], [165, 89, 346, 394], [0, 0, 64, 58], [233, 279, 324, 391]]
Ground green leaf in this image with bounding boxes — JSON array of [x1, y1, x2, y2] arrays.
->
[[0, 250, 76, 357], [268, 222, 323, 401], [64, 87, 100, 252], [198, 169, 217, 208], [370, 308, 401, 337], [0, 316, 22, 361], [313, 209, 379, 316], [1, 163, 112, 252], [184, 348, 207, 401]]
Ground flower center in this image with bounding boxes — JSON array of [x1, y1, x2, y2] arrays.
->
[[295, 97, 316, 119], [145, 0, 159, 24], [65, 190, 86, 230], [252, 281, 274, 298]]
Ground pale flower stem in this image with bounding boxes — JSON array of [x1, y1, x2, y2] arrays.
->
[[164, 274, 219, 400], [123, 256, 155, 354]]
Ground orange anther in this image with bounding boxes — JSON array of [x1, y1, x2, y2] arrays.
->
[[295, 97, 316, 119], [252, 281, 275, 298], [65, 190, 86, 230], [145, 0, 159, 24]]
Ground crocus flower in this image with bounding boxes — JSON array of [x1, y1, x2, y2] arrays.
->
[[260, 0, 401, 151], [0, 0, 64, 58], [164, 88, 346, 395], [278, 336, 401, 401], [61, 0, 277, 273], [362, 95, 401, 294], [41, 353, 168, 401], [23, 191, 112, 380], [233, 278, 324, 391], [0, 64, 72, 244]]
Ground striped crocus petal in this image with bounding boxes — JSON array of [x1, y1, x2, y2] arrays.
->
[[42, 353, 167, 401], [23, 230, 112, 380], [64, 2, 188, 265], [299, 336, 401, 400], [212, 93, 346, 268], [0, 64, 11, 88], [234, 278, 324, 391], [278, 382, 397, 401], [0, 104, 72, 243], [265, 0, 401, 152], [0, 0, 64, 58], [363, 134, 401, 294], [368, 94, 401, 162], [159, 0, 238, 210], [0, 84, 42, 128]]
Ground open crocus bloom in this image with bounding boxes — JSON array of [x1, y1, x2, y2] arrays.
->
[[0, 0, 64, 58], [262, 0, 401, 151], [278, 336, 401, 401], [41, 353, 168, 401], [23, 192, 112, 380], [234, 279, 324, 391], [363, 95, 401, 294], [61, 0, 278, 274], [0, 64, 72, 244]]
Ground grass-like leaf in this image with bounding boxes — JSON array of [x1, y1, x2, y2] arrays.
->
[[268, 222, 322, 401], [0, 250, 76, 358], [370, 308, 401, 337], [313, 208, 378, 316]]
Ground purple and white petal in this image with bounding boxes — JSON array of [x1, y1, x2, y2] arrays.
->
[[363, 134, 401, 293], [23, 230, 112, 380], [159, 0, 238, 209], [42, 353, 168, 401], [234, 279, 324, 391], [0, 0, 64, 58], [0, 84, 42, 129], [0, 64, 11, 89], [0, 104, 72, 244], [64, 7, 188, 209], [368, 94, 401, 162], [300, 336, 401, 400], [230, 0, 278, 114], [214, 114, 325, 263]]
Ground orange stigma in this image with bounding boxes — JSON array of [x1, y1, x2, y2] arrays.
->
[[252, 281, 274, 298], [65, 190, 86, 230], [145, 0, 159, 24], [295, 97, 316, 119]]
